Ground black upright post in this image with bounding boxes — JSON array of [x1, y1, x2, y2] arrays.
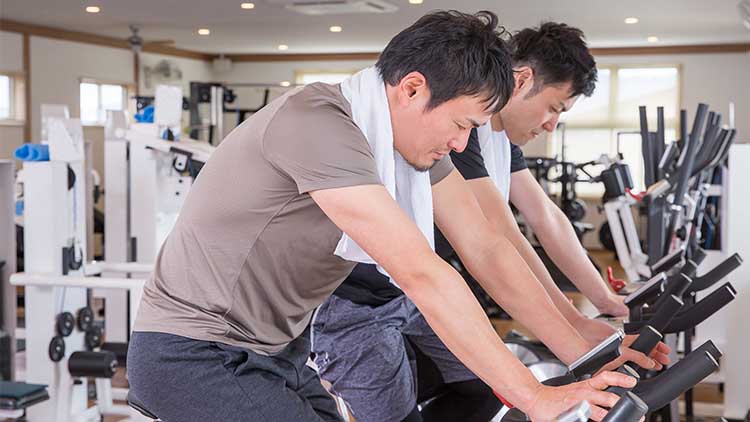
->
[[640, 106, 656, 187], [656, 107, 666, 180], [189, 82, 201, 140]]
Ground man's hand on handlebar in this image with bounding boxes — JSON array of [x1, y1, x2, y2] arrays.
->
[[526, 371, 637, 421], [600, 336, 672, 373]]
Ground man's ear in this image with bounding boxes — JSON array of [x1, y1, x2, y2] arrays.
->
[[397, 71, 428, 105], [513, 66, 534, 96]]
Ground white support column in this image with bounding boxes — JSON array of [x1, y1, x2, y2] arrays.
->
[[23, 161, 89, 422], [129, 142, 159, 264], [101, 111, 131, 342], [723, 144, 750, 420]]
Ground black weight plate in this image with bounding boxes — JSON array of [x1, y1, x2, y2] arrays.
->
[[85, 327, 103, 350], [48, 335, 66, 362], [77, 307, 94, 332], [57, 312, 75, 337]]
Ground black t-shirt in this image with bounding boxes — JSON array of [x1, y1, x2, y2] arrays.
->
[[333, 128, 526, 306]]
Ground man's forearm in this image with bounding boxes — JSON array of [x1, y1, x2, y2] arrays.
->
[[489, 208, 587, 328], [401, 257, 541, 412], [459, 234, 590, 365], [533, 206, 614, 308]]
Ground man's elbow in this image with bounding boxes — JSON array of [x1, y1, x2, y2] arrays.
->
[[395, 258, 455, 301]]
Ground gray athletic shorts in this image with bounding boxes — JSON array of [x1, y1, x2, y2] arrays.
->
[[311, 295, 477, 422]]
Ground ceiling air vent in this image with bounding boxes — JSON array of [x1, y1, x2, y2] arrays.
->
[[740, 0, 750, 30], [268, 0, 398, 16]]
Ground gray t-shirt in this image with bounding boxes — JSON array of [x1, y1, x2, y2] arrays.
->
[[133, 83, 455, 355]]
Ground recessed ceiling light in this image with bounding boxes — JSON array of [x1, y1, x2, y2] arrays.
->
[[647, 36, 659, 43], [198, 28, 211, 35], [278, 44, 289, 51], [408, 0, 423, 4], [280, 81, 291, 87], [241, 2, 255, 9], [624, 17, 639, 24], [85, 6, 100, 13], [329, 25, 343, 33]]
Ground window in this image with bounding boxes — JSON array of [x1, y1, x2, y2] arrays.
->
[[0, 75, 10, 119], [80, 81, 126, 124], [0, 73, 25, 122], [554, 65, 680, 196], [295, 71, 357, 85]]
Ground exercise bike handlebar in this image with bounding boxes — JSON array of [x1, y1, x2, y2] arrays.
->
[[568, 331, 624, 379], [651, 275, 691, 311], [632, 341, 721, 411], [624, 273, 667, 309], [628, 326, 664, 356], [671, 103, 708, 207], [641, 294, 684, 334], [625, 283, 736, 334], [689, 248, 708, 268], [601, 392, 649, 422], [686, 253, 743, 293]]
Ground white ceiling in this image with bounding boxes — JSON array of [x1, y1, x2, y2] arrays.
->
[[1, 0, 749, 54]]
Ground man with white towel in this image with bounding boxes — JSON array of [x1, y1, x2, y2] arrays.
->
[[128, 10, 642, 422]]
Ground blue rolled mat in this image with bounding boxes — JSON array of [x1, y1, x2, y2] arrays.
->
[[14, 144, 50, 162], [134, 105, 155, 123]]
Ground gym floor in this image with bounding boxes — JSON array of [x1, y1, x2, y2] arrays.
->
[[86, 250, 725, 421]]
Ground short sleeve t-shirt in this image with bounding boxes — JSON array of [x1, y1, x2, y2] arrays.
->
[[133, 82, 453, 355]]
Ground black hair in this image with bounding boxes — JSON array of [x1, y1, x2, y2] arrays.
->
[[511, 22, 597, 97], [376, 10, 513, 113]]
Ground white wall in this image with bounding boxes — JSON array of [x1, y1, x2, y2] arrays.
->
[[29, 37, 134, 141], [138, 52, 214, 96], [0, 31, 23, 72], [213, 59, 374, 139], [138, 52, 215, 138], [596, 51, 750, 142]]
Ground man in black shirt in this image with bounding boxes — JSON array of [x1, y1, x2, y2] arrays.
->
[[312, 22, 665, 422]]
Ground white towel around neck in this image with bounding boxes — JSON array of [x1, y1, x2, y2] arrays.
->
[[335, 66, 435, 285], [477, 124, 512, 200]]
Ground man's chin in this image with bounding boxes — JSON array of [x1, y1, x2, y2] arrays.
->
[[405, 158, 437, 173]]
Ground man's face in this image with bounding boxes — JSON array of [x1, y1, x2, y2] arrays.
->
[[498, 68, 578, 146], [388, 72, 493, 171]]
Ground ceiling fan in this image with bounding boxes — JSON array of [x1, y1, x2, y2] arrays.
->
[[127, 25, 175, 54]]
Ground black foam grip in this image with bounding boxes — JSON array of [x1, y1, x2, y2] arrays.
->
[[602, 392, 648, 422], [68, 351, 117, 378], [662, 283, 736, 333], [629, 326, 663, 356], [688, 253, 743, 293], [605, 365, 640, 397], [627, 283, 736, 334], [633, 342, 720, 410], [645, 294, 684, 333]]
